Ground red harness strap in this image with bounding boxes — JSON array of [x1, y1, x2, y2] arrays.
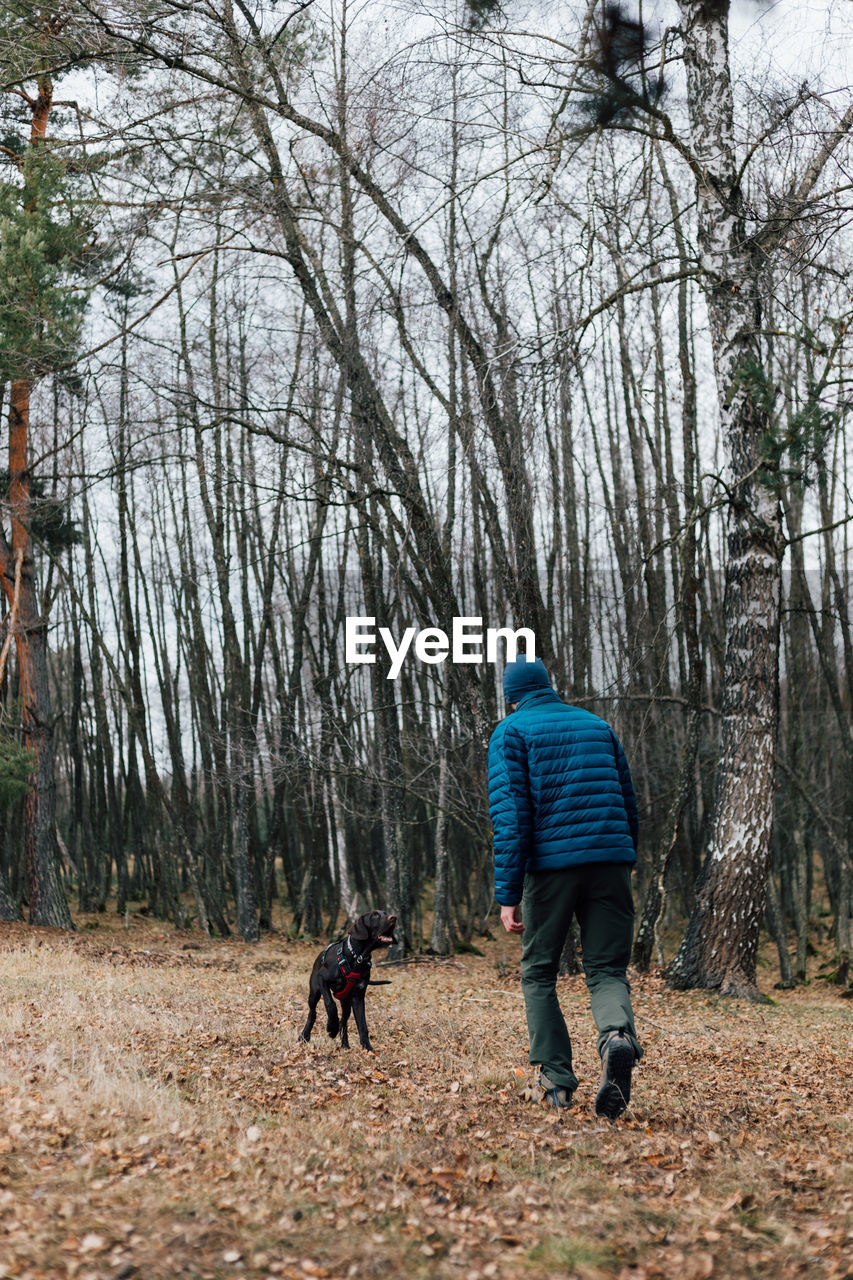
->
[[331, 940, 370, 1003]]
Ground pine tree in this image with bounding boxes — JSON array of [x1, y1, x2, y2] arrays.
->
[[0, 4, 100, 927]]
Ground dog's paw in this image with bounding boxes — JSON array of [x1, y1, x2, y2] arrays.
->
[[326, 1016, 340, 1037], [299, 1031, 311, 1044]]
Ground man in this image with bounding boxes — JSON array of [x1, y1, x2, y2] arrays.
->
[[488, 655, 642, 1118]]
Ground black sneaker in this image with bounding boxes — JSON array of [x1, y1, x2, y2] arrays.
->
[[595, 1031, 634, 1119], [537, 1070, 574, 1110]]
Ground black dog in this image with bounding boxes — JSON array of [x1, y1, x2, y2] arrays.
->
[[299, 910, 397, 1052]]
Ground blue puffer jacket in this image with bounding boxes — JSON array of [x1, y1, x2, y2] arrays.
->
[[489, 686, 639, 906]]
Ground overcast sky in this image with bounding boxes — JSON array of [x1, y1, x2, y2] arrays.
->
[[715, 0, 852, 90]]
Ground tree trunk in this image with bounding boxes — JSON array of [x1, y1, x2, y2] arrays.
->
[[668, 495, 782, 997], [232, 740, 259, 942], [765, 868, 794, 989], [4, 381, 72, 929], [668, 0, 784, 997], [633, 311, 702, 972], [558, 918, 582, 976], [0, 862, 20, 921], [430, 667, 453, 955]]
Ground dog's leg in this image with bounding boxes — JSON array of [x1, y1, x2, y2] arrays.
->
[[300, 985, 320, 1043], [320, 979, 340, 1038], [351, 989, 373, 1052], [339, 998, 352, 1050]]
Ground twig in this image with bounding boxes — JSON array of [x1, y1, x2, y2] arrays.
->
[[0, 548, 24, 691]]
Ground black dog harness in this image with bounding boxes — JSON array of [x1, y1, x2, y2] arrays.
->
[[325, 936, 370, 1003]]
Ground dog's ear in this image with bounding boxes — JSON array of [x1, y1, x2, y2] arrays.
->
[[351, 914, 370, 942]]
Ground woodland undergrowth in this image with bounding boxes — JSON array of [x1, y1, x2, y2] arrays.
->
[[0, 915, 850, 1280]]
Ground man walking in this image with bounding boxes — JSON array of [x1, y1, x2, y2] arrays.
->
[[488, 655, 642, 1118]]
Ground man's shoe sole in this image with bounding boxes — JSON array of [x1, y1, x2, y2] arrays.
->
[[595, 1038, 634, 1119]]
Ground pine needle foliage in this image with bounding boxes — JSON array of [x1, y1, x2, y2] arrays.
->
[[0, 731, 33, 810], [0, 469, 80, 550], [731, 357, 846, 492], [0, 146, 91, 382]]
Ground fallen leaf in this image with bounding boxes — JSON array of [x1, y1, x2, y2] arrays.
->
[[80, 1233, 107, 1254]]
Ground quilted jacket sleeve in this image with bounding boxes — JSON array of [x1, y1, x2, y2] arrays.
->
[[489, 720, 533, 906], [613, 733, 639, 852]]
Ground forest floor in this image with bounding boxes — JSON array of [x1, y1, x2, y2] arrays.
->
[[0, 913, 851, 1280]]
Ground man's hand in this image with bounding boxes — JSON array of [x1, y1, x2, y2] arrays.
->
[[500, 904, 524, 934]]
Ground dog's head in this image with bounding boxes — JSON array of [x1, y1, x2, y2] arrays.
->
[[351, 909, 398, 951]]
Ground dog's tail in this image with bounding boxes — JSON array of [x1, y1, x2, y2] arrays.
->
[[367, 979, 392, 985]]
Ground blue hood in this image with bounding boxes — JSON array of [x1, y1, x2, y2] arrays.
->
[[502, 656, 551, 704]]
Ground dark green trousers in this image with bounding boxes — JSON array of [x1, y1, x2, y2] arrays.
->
[[520, 861, 642, 1092]]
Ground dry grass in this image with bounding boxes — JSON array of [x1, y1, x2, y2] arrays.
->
[[0, 914, 851, 1280]]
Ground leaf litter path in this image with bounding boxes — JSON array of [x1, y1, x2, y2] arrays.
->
[[0, 918, 850, 1280]]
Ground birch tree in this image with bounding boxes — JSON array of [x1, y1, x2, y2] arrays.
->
[[665, 0, 853, 995]]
